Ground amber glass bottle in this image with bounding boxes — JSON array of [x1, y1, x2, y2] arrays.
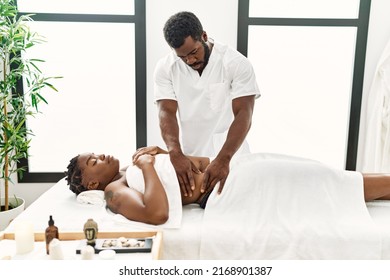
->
[[45, 215, 59, 254]]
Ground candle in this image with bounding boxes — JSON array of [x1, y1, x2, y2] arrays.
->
[[49, 238, 64, 260], [81, 245, 95, 260], [14, 221, 34, 254]]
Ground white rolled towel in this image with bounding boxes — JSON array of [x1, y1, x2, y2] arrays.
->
[[77, 190, 105, 206]]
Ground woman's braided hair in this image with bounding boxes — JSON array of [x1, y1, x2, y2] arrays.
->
[[64, 155, 87, 195]]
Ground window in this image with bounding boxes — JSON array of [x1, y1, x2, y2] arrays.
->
[[17, 0, 146, 182], [17, 0, 134, 15], [238, 0, 371, 170]]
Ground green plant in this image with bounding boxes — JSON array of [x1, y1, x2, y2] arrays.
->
[[8, 194, 21, 208], [0, 0, 60, 211]]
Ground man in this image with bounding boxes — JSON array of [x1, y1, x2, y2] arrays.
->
[[153, 11, 260, 197]]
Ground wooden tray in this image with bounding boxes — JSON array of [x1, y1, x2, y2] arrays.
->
[[1, 231, 163, 260]]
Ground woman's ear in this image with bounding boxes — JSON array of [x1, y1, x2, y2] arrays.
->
[[87, 181, 99, 190]]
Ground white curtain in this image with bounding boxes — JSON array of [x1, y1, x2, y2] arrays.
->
[[360, 38, 390, 172]]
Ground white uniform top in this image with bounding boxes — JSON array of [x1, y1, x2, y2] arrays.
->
[[154, 40, 261, 157]]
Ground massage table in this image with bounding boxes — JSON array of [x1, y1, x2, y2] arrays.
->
[[2, 153, 390, 259]]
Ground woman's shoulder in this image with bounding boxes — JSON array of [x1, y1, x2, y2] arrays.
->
[[105, 171, 127, 190]]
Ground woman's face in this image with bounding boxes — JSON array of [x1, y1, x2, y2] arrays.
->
[[78, 153, 120, 190]]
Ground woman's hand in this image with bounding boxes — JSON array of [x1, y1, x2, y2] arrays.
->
[[133, 154, 155, 169], [132, 146, 167, 164]]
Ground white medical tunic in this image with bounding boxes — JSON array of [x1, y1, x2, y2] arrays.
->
[[154, 40, 260, 157]]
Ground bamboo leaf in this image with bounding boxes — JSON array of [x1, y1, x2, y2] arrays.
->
[[43, 82, 59, 92], [29, 58, 45, 62], [29, 61, 42, 73], [36, 93, 48, 104]]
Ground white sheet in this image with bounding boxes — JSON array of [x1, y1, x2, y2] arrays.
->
[[366, 200, 390, 259], [200, 153, 382, 259]]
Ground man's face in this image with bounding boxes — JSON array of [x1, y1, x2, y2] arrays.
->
[[174, 35, 210, 72]]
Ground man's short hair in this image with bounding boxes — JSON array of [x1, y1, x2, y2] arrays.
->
[[163, 11, 204, 49]]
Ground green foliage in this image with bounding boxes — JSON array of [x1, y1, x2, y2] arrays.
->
[[8, 194, 22, 209], [0, 0, 60, 210]]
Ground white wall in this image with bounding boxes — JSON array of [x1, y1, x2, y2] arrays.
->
[[145, 0, 239, 147], [7, 0, 390, 206], [356, 0, 390, 171]]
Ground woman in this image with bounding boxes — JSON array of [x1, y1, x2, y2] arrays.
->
[[65, 146, 390, 225], [65, 146, 211, 225]]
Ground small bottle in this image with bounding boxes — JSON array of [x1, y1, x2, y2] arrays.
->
[[45, 215, 59, 255]]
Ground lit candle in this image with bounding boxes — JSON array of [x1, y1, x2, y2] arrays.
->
[[14, 221, 34, 254]]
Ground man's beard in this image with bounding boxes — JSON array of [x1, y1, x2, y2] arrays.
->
[[189, 40, 211, 70], [202, 40, 210, 69]]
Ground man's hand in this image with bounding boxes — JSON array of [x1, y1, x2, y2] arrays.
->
[[169, 151, 200, 197], [201, 157, 230, 194]]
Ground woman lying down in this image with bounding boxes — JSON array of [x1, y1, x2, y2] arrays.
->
[[65, 146, 390, 226]]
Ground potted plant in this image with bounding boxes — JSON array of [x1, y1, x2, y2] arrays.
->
[[0, 0, 59, 227]]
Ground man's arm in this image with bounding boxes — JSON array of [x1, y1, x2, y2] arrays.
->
[[202, 95, 255, 194], [157, 99, 198, 197]]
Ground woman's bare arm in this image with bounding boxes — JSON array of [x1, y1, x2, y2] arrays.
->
[[105, 155, 169, 225]]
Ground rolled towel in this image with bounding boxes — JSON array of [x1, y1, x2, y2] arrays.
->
[[77, 190, 105, 206]]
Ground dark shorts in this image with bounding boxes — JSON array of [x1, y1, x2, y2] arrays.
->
[[199, 190, 212, 209]]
